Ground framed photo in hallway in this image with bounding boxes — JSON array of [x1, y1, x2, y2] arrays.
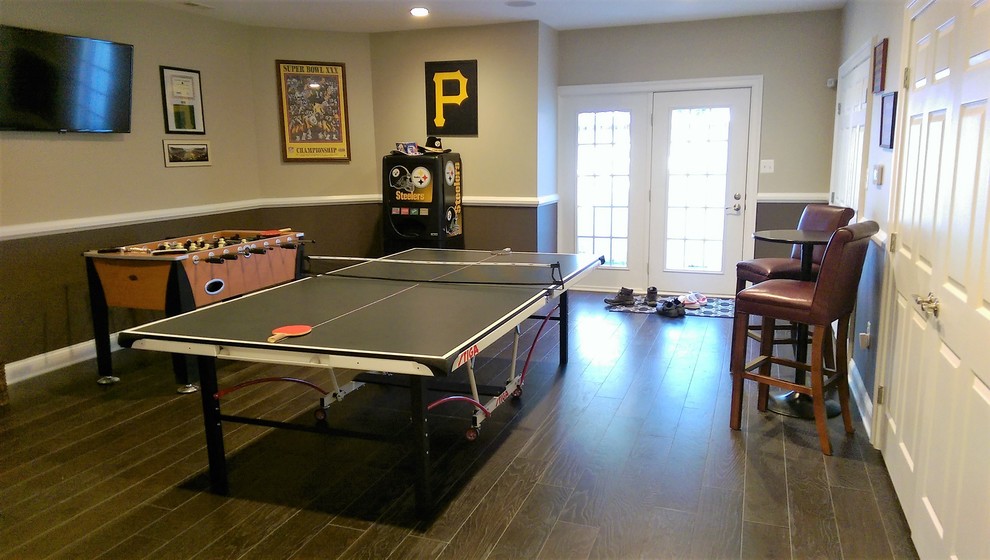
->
[[879, 91, 897, 149]]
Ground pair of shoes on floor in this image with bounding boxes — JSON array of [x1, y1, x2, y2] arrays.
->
[[657, 297, 685, 318], [678, 291, 707, 309], [604, 287, 635, 306], [604, 286, 660, 307]]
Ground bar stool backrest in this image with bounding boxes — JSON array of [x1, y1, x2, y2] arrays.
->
[[791, 204, 856, 263], [810, 221, 879, 324]]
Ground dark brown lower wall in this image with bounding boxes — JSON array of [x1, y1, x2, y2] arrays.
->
[[0, 203, 551, 365], [4, 199, 803, 366], [754, 202, 811, 258]]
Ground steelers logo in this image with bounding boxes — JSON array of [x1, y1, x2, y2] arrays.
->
[[389, 165, 415, 193], [411, 167, 432, 189], [445, 161, 456, 186]]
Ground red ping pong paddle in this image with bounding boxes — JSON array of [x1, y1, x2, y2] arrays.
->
[[267, 324, 312, 343]]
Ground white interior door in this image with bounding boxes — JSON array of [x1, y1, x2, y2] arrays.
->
[[880, 1, 990, 558], [830, 43, 872, 212], [648, 88, 750, 296]]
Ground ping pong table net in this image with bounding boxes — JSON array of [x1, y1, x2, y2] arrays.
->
[[315, 255, 565, 289]]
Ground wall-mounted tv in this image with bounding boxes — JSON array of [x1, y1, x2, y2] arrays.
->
[[0, 25, 134, 133]]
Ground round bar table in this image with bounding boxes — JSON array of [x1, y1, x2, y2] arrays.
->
[[751, 229, 840, 419]]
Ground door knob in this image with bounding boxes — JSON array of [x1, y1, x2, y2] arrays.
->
[[725, 203, 741, 212], [913, 292, 940, 318]]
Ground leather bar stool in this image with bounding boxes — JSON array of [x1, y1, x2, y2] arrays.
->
[[737, 204, 855, 348], [728, 221, 878, 455], [736, 204, 855, 293]]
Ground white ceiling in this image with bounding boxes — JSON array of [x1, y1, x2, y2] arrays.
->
[[148, 0, 847, 33]]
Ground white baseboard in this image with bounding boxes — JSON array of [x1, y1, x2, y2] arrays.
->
[[848, 357, 874, 440], [6, 336, 119, 385]]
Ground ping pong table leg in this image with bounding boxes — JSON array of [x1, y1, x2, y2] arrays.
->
[[196, 355, 228, 495], [559, 291, 569, 364], [409, 377, 431, 511]]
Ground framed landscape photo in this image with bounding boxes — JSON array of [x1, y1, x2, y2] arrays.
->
[[160, 66, 205, 134], [163, 140, 211, 167], [276, 60, 350, 162]]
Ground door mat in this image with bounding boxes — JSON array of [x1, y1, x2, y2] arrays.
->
[[605, 296, 735, 318]]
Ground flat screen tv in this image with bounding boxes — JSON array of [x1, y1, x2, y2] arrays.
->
[[0, 25, 134, 133]]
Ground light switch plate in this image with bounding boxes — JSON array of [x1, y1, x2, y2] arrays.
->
[[872, 164, 884, 185], [759, 159, 775, 173]]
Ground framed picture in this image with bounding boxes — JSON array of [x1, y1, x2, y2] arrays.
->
[[872, 38, 888, 94], [276, 60, 350, 162], [160, 66, 205, 134], [880, 92, 897, 149], [425, 60, 478, 136], [163, 140, 211, 167]]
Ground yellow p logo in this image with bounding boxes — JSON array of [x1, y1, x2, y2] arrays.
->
[[432, 70, 469, 127]]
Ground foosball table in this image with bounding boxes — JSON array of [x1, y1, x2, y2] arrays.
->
[[84, 229, 305, 391]]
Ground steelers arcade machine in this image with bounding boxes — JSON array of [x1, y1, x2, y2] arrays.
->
[[382, 149, 464, 254]]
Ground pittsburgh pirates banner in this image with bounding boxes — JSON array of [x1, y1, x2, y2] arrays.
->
[[425, 60, 478, 136]]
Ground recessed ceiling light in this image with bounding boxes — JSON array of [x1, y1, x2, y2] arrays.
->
[[410, 7, 430, 17], [506, 1, 536, 7]]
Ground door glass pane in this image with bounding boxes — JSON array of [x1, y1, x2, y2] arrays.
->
[[665, 107, 730, 273], [575, 110, 631, 267]]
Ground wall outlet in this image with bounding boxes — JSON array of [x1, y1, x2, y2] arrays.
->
[[759, 159, 775, 173]]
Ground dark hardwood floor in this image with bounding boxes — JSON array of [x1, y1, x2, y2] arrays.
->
[[0, 291, 918, 559]]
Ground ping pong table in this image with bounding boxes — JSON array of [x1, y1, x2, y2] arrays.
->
[[118, 248, 602, 511]]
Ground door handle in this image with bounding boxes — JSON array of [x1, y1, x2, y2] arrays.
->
[[913, 292, 940, 318], [725, 203, 741, 213]]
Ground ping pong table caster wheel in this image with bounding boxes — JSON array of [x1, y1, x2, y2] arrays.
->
[[465, 427, 480, 442], [512, 387, 523, 398], [314, 408, 328, 422]]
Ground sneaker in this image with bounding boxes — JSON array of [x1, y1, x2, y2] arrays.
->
[[604, 287, 636, 306], [678, 292, 704, 309], [645, 287, 659, 307], [657, 298, 684, 318], [688, 291, 708, 306]]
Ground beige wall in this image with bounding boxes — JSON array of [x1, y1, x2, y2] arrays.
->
[[558, 11, 843, 196], [247, 28, 379, 198], [0, 1, 380, 229], [1, 2, 261, 224], [370, 22, 542, 200], [536, 23, 559, 199], [1, 4, 843, 226], [841, 0, 904, 231]]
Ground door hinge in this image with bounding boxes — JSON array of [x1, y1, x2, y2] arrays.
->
[[889, 232, 897, 253], [837, 102, 842, 116], [903, 67, 911, 89], [877, 385, 885, 405]]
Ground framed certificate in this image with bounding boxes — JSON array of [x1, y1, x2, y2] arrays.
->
[[160, 66, 205, 134]]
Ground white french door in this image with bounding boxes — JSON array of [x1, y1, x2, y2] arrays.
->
[[879, 0, 990, 558], [648, 88, 750, 295], [558, 79, 761, 296], [557, 93, 652, 290]]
